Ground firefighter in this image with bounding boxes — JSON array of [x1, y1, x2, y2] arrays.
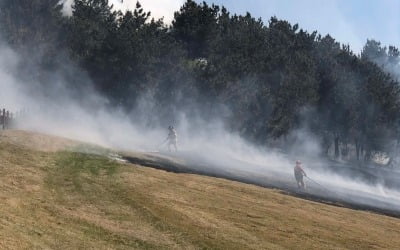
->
[[167, 125, 178, 152], [294, 160, 307, 189]]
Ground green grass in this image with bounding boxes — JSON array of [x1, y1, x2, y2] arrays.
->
[[45, 151, 181, 249], [45, 152, 154, 248], [46, 152, 119, 200], [56, 151, 118, 176]]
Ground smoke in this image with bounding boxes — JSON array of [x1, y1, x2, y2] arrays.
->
[[1, 4, 400, 217], [0, 43, 26, 109], [60, 0, 184, 23], [60, 0, 73, 16]]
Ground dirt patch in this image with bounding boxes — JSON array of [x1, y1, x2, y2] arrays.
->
[[24, 184, 41, 192], [0, 130, 79, 152], [6, 198, 21, 208]]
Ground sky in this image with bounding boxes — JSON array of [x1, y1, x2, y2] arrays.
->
[[202, 0, 400, 53], [62, 0, 185, 23], [62, 0, 400, 54]]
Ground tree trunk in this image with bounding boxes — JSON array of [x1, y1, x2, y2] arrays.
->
[[360, 144, 364, 159], [325, 144, 330, 156], [386, 157, 393, 167], [334, 136, 339, 158], [356, 140, 360, 161], [323, 135, 331, 156], [364, 149, 371, 163]]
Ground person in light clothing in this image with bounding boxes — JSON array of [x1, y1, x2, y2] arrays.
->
[[294, 160, 307, 189], [167, 126, 178, 152]]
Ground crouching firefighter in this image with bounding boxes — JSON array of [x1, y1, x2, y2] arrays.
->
[[166, 125, 178, 152], [294, 160, 307, 189]]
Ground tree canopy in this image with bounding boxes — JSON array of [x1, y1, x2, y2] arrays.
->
[[1, 0, 400, 163]]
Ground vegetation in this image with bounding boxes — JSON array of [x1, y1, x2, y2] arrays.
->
[[1, 0, 400, 163], [1, 130, 400, 248]]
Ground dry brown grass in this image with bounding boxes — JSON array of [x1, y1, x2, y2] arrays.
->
[[0, 130, 400, 249], [0, 130, 79, 152]]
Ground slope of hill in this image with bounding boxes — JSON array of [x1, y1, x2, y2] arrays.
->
[[1, 130, 400, 249]]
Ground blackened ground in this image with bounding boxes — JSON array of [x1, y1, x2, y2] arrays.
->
[[122, 150, 400, 219]]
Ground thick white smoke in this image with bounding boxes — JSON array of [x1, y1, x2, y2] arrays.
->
[[0, 44, 26, 109], [1, 5, 400, 216]]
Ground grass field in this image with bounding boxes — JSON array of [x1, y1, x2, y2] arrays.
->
[[1, 130, 400, 249]]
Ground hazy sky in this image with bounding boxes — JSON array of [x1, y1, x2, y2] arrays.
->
[[201, 0, 400, 53]]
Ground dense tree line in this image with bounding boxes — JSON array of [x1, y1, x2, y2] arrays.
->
[[1, 0, 400, 164]]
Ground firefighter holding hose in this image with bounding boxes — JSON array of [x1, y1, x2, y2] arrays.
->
[[166, 125, 178, 152], [294, 160, 307, 189]]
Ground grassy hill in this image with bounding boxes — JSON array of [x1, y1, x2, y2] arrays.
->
[[1, 130, 400, 249]]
